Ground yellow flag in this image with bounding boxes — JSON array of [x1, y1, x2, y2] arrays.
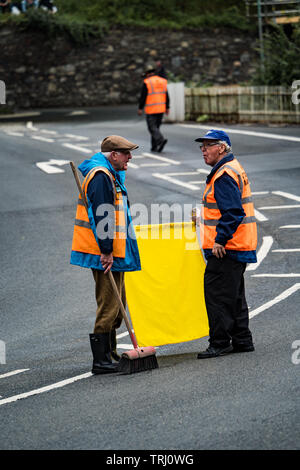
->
[[125, 222, 209, 347]]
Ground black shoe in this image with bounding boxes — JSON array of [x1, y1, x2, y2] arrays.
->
[[157, 139, 167, 152], [231, 344, 255, 353], [89, 333, 119, 374], [197, 345, 233, 359], [151, 146, 157, 152]]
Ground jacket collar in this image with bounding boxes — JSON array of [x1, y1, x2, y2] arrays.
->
[[206, 153, 234, 183]]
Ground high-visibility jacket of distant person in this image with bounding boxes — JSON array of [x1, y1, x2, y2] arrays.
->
[[144, 75, 168, 114], [200, 157, 257, 252]]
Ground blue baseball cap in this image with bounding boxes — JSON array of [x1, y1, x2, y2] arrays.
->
[[195, 129, 231, 147]]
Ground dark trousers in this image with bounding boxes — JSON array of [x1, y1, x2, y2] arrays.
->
[[204, 256, 253, 349], [146, 113, 164, 150]]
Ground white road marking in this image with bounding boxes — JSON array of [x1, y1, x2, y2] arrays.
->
[[180, 123, 300, 143], [116, 331, 130, 339], [272, 249, 300, 252], [139, 163, 170, 167], [142, 152, 181, 165], [0, 372, 92, 407], [4, 131, 24, 137], [246, 236, 273, 271], [249, 283, 300, 319], [62, 143, 92, 153], [31, 135, 54, 143], [40, 129, 57, 135], [117, 344, 134, 350], [64, 134, 89, 141], [258, 205, 300, 210], [272, 191, 300, 202], [252, 191, 270, 195], [252, 273, 300, 277], [152, 172, 200, 191], [0, 369, 29, 379], [127, 162, 139, 169], [36, 159, 70, 174], [280, 225, 300, 229], [254, 209, 268, 221]]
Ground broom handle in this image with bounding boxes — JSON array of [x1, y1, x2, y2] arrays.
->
[[69, 161, 139, 350]]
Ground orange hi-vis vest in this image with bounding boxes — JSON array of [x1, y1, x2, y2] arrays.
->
[[200, 158, 257, 251], [71, 166, 126, 258], [144, 75, 168, 114]]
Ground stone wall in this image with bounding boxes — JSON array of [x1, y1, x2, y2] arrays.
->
[[0, 25, 257, 110]]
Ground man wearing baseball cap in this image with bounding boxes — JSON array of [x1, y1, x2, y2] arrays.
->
[[193, 129, 257, 358], [70, 135, 141, 374]]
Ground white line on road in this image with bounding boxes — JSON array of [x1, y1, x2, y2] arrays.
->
[[252, 273, 300, 277], [272, 249, 300, 252], [62, 143, 92, 153], [252, 191, 270, 195], [258, 205, 300, 210], [246, 236, 273, 271], [280, 225, 300, 229], [180, 123, 300, 143], [152, 173, 200, 191], [36, 159, 70, 174], [249, 283, 300, 319], [4, 131, 24, 137], [272, 191, 300, 202], [142, 152, 181, 165], [139, 163, 170, 167], [0, 369, 29, 380], [254, 209, 268, 222], [0, 372, 92, 407], [40, 129, 58, 135], [64, 134, 89, 141], [31, 135, 55, 143]]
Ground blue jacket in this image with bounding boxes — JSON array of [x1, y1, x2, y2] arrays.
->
[[204, 154, 257, 263], [70, 152, 141, 272]]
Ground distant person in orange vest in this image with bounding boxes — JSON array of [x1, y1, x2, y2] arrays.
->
[[192, 130, 257, 359], [138, 63, 170, 152]]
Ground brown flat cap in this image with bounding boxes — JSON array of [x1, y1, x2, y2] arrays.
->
[[101, 135, 139, 152]]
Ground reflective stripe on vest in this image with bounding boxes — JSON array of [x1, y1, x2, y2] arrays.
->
[[71, 166, 126, 258], [144, 75, 167, 114], [200, 158, 257, 251]]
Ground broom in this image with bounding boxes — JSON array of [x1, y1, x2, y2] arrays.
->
[[70, 161, 158, 374]]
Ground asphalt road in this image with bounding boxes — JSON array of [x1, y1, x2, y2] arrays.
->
[[0, 106, 299, 451]]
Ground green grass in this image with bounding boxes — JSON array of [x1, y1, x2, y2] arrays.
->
[[0, 0, 254, 45]]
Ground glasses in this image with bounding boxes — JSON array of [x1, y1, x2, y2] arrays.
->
[[199, 142, 220, 150]]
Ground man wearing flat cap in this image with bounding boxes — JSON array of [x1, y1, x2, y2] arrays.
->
[[192, 129, 257, 359], [70, 135, 141, 374], [138, 63, 170, 152]]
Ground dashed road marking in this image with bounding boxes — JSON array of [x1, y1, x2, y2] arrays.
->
[[0, 369, 29, 380]]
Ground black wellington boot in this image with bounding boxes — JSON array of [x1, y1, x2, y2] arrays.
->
[[89, 333, 119, 374], [110, 329, 121, 362]]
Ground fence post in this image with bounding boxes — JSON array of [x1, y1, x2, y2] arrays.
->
[[164, 82, 185, 122]]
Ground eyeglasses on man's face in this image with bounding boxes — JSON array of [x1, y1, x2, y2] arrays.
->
[[199, 142, 220, 150]]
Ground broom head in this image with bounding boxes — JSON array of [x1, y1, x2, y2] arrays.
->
[[118, 346, 159, 374]]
